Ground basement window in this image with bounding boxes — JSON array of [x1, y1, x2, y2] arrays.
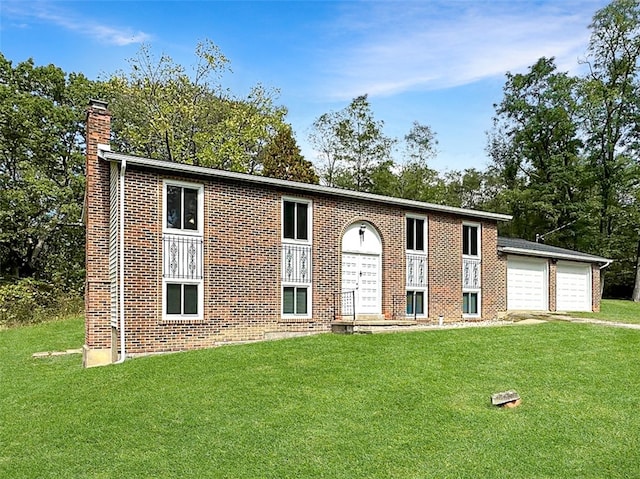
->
[[463, 292, 479, 316], [283, 286, 309, 316]]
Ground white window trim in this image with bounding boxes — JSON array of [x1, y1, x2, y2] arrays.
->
[[281, 196, 313, 319], [406, 214, 427, 253], [163, 179, 204, 236], [406, 289, 427, 317], [462, 222, 481, 259], [406, 215, 427, 317], [462, 290, 481, 318], [162, 278, 204, 321], [162, 179, 204, 320], [281, 282, 313, 319], [462, 221, 481, 317], [281, 196, 313, 245]]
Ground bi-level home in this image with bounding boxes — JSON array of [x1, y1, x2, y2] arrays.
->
[[83, 100, 610, 367]]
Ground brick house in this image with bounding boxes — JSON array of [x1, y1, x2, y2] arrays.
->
[[84, 100, 610, 367]]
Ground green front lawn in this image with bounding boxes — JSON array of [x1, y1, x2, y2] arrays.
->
[[566, 298, 640, 324], [2, 318, 640, 478]]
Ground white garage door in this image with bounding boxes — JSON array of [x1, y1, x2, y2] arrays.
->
[[556, 262, 592, 312], [507, 257, 548, 311]]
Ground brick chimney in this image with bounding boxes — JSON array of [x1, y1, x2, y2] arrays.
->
[[84, 100, 113, 367]]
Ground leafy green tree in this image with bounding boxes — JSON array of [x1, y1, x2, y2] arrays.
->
[[105, 41, 287, 172], [309, 95, 395, 192], [490, 57, 589, 249], [389, 121, 445, 202], [441, 168, 505, 210], [0, 54, 96, 290], [581, 0, 640, 298], [309, 111, 342, 187], [403, 121, 438, 164], [261, 125, 319, 184], [489, 0, 640, 298]]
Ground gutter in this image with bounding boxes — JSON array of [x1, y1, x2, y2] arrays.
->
[[99, 151, 512, 223], [599, 259, 613, 270], [114, 158, 127, 364], [498, 246, 611, 265]]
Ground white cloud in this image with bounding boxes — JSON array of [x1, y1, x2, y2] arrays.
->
[[3, 0, 151, 46], [319, 0, 607, 100], [83, 23, 151, 46]]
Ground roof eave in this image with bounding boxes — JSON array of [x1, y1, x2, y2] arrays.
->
[[498, 246, 612, 264], [100, 150, 513, 222]]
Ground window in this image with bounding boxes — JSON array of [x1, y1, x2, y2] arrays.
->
[[283, 286, 309, 315], [463, 292, 478, 315], [406, 290, 425, 316], [283, 200, 309, 241], [166, 184, 201, 232], [166, 283, 199, 315], [281, 198, 312, 319], [406, 217, 425, 251], [406, 216, 427, 316], [163, 180, 204, 320], [463, 224, 479, 256]]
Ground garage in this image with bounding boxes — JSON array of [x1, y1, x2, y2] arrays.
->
[[507, 256, 548, 311], [556, 261, 592, 312], [499, 237, 610, 314]]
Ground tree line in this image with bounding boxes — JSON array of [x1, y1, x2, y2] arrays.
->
[[0, 0, 638, 304]]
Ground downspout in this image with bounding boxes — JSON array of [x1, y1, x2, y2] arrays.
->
[[599, 259, 613, 299], [115, 159, 127, 364]]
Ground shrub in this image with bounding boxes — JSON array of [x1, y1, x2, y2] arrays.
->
[[0, 278, 82, 327]]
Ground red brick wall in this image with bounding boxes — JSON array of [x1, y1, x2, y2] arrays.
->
[[312, 197, 405, 323], [481, 223, 506, 319], [427, 214, 503, 321], [111, 171, 505, 354], [85, 104, 509, 357], [592, 264, 601, 312], [119, 181, 413, 353], [85, 103, 112, 350], [549, 261, 557, 311], [428, 213, 463, 320], [496, 254, 509, 313]]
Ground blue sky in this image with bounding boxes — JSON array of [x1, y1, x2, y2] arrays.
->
[[1, 0, 609, 172]]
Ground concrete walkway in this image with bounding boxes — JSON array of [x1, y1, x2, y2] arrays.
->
[[355, 313, 640, 334], [350, 317, 543, 334], [550, 314, 640, 330]]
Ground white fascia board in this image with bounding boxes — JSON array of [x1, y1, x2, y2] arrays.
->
[[100, 151, 512, 222], [500, 246, 612, 264]]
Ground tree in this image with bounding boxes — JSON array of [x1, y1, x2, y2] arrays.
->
[[308, 111, 342, 187], [442, 168, 504, 210], [581, 0, 640, 299], [389, 121, 444, 202], [403, 121, 438, 165], [489, 0, 640, 298], [105, 41, 287, 173], [393, 161, 445, 203], [261, 125, 319, 184], [0, 54, 96, 290], [490, 57, 589, 248], [308, 95, 395, 192]]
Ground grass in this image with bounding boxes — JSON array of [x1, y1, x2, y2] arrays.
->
[[564, 298, 640, 324], [2, 318, 640, 478]]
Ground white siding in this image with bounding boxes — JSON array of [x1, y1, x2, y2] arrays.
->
[[108, 162, 119, 329]]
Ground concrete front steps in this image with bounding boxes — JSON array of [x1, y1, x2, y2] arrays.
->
[[331, 314, 524, 334], [332, 315, 419, 334]]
